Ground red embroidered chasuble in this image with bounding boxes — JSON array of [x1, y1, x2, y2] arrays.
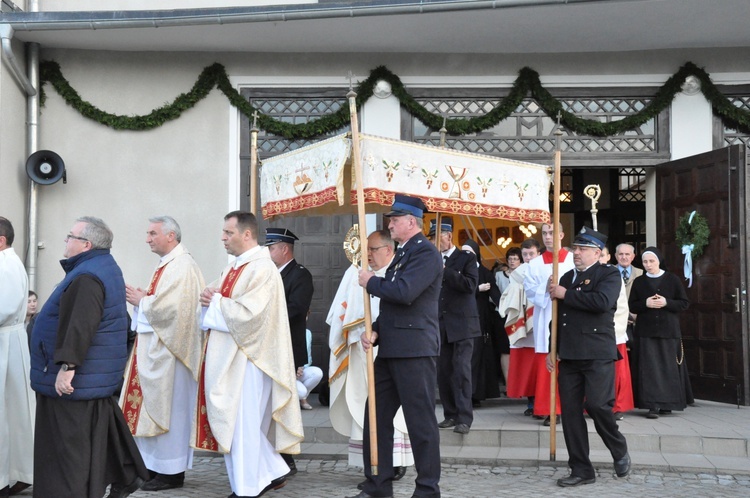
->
[[122, 263, 168, 434], [194, 263, 248, 452]]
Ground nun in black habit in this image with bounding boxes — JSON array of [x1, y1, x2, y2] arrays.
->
[[628, 246, 694, 419]]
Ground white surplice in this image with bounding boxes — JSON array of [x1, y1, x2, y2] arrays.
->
[[0, 247, 34, 488]]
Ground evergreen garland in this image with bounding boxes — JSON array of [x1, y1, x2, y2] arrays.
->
[[38, 60, 750, 139], [676, 211, 710, 258]]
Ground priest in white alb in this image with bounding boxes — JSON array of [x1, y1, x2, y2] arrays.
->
[[197, 211, 303, 498], [0, 217, 34, 496], [121, 216, 205, 491], [328, 229, 414, 481]]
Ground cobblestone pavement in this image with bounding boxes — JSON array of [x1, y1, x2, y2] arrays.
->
[[124, 456, 750, 498]]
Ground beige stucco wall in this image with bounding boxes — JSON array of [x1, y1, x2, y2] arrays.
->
[[18, 47, 750, 301], [0, 38, 30, 264], [34, 50, 231, 301]]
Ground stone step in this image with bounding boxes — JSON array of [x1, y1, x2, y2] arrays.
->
[[296, 397, 750, 474]]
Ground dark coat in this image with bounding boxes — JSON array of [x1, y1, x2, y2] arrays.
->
[[556, 262, 621, 361], [280, 258, 314, 368], [440, 248, 481, 343], [366, 232, 443, 358], [475, 264, 502, 336], [629, 271, 689, 339]]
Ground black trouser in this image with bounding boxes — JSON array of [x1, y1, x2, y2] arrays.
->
[[558, 359, 628, 479], [363, 356, 441, 498], [437, 335, 474, 426]]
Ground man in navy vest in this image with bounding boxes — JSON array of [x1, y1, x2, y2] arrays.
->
[[30, 216, 148, 498]]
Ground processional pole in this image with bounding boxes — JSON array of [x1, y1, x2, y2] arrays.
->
[[433, 116, 448, 246], [249, 110, 260, 215], [347, 74, 379, 475], [549, 116, 563, 461]]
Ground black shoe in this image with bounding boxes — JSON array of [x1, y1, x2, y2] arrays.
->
[[646, 409, 659, 419], [140, 473, 185, 491], [543, 416, 560, 426], [659, 409, 672, 415], [523, 408, 533, 416], [346, 492, 392, 498], [1, 486, 9, 498], [393, 466, 406, 481], [614, 412, 624, 421], [8, 482, 31, 496], [472, 399, 481, 408], [614, 452, 631, 477], [557, 475, 596, 487], [228, 476, 287, 498], [531, 414, 544, 420], [453, 423, 470, 434], [437, 418, 456, 428], [106, 477, 145, 498]]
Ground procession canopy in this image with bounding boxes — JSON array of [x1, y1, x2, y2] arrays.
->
[[261, 133, 551, 223]]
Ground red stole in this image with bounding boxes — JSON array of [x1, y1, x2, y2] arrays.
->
[[194, 263, 248, 452], [542, 248, 569, 265], [122, 263, 168, 434]]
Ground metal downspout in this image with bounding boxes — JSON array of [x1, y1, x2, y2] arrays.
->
[[27, 41, 39, 292], [0, 24, 35, 95], [26, 0, 40, 292]]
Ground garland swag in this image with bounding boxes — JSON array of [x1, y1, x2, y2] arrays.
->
[[38, 60, 750, 139]]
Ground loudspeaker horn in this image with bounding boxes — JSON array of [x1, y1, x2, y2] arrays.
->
[[26, 150, 66, 185]]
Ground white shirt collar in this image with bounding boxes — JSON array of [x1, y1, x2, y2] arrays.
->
[[233, 245, 262, 268]]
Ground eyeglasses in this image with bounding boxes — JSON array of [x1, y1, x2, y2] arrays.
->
[[367, 245, 387, 252], [65, 234, 89, 243]]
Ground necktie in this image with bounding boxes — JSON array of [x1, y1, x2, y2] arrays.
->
[[622, 269, 629, 284], [443, 255, 448, 264]]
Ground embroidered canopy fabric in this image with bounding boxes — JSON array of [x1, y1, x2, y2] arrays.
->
[[260, 133, 551, 223]]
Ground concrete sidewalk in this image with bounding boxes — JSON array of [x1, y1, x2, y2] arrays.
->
[[300, 396, 750, 475]]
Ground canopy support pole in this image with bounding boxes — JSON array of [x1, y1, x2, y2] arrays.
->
[[347, 86, 379, 475], [549, 124, 563, 461]]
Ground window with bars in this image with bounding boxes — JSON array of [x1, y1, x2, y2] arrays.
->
[[239, 88, 349, 205], [618, 167, 646, 202], [719, 92, 750, 151], [241, 88, 349, 158], [402, 88, 669, 165]]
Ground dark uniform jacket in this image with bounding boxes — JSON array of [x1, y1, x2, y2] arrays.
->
[[440, 248, 481, 343], [557, 262, 621, 361], [280, 258, 314, 368], [366, 232, 443, 358]]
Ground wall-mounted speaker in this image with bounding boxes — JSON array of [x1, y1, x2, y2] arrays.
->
[[26, 150, 66, 185]]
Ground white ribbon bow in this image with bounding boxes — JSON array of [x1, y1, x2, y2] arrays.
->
[[682, 210, 697, 287], [682, 243, 694, 288]]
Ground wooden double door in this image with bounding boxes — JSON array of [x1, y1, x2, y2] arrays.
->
[[656, 145, 749, 405]]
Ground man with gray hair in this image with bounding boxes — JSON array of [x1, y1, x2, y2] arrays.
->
[[30, 216, 148, 498], [0, 217, 34, 496], [122, 216, 205, 491]]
